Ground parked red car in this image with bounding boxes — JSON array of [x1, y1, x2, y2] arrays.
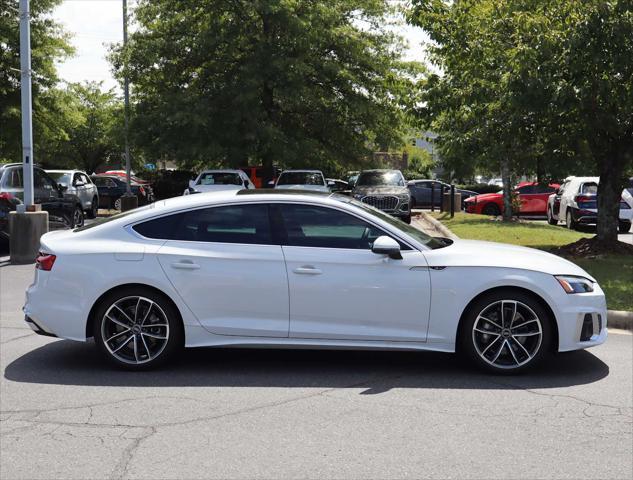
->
[[464, 182, 559, 216]]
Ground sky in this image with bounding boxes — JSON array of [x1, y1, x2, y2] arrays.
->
[[52, 0, 430, 92]]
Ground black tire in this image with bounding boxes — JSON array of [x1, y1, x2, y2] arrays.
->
[[410, 197, 416, 209], [565, 209, 577, 230], [72, 206, 84, 228], [459, 289, 553, 374], [619, 221, 632, 233], [402, 214, 412, 224], [482, 203, 500, 216], [87, 197, 98, 219], [114, 197, 122, 211], [546, 207, 557, 225], [93, 287, 184, 370]]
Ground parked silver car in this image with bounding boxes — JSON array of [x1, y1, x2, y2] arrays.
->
[[47, 170, 100, 219]]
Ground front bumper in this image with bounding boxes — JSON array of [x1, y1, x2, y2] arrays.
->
[[555, 283, 608, 352]]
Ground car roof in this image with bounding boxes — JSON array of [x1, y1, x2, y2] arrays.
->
[[47, 169, 81, 174], [198, 169, 244, 174], [360, 169, 402, 173], [516, 181, 559, 187], [279, 169, 323, 173]]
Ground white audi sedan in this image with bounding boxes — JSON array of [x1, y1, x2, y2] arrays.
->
[[23, 191, 607, 373]]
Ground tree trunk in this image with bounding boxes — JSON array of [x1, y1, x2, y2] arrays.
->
[[596, 151, 625, 245], [501, 158, 513, 221]]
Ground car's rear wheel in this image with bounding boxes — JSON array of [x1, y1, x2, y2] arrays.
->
[[482, 203, 500, 216], [87, 197, 98, 219], [460, 290, 553, 374], [93, 288, 184, 370], [72, 206, 84, 228], [547, 207, 557, 225], [114, 197, 122, 211], [565, 209, 577, 230], [402, 214, 411, 224], [619, 221, 631, 233]]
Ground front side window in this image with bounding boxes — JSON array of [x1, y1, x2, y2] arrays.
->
[[580, 182, 598, 194], [133, 204, 272, 244], [356, 171, 405, 187], [277, 172, 325, 186], [277, 204, 396, 250], [197, 172, 242, 186], [3, 168, 22, 188], [48, 172, 71, 185]]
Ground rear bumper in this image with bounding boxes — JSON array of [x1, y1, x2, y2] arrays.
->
[[24, 315, 58, 338]]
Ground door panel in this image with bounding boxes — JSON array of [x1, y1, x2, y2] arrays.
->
[[283, 247, 431, 341], [158, 242, 289, 337]]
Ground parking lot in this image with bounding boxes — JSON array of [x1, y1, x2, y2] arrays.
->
[[1, 258, 631, 479]]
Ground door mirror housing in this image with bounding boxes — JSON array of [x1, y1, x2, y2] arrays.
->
[[58, 183, 68, 192], [268, 180, 275, 187], [188, 180, 196, 189], [327, 180, 335, 187], [371, 236, 402, 260]]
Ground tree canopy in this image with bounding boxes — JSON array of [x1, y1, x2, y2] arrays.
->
[[110, 0, 423, 171], [410, 0, 633, 241]]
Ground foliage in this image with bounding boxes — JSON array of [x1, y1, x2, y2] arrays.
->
[[0, 0, 73, 162], [410, 0, 633, 241], [110, 0, 424, 171], [402, 144, 433, 179]]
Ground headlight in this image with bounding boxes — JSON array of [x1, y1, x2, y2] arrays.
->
[[555, 275, 594, 294]]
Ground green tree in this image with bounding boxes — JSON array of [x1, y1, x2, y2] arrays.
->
[[410, 0, 633, 243], [110, 0, 422, 172], [0, 0, 73, 162]]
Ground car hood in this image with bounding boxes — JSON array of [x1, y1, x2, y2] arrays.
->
[[424, 239, 595, 280], [192, 184, 243, 192], [275, 184, 330, 192], [353, 186, 409, 196], [465, 192, 501, 202]]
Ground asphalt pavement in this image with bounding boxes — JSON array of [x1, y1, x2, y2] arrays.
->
[[1, 261, 631, 479]]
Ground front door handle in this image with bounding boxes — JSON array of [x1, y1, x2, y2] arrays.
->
[[293, 266, 322, 275], [171, 260, 200, 270]]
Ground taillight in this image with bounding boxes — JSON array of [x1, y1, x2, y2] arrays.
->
[[35, 253, 56, 271], [575, 195, 592, 203], [0, 192, 13, 201]]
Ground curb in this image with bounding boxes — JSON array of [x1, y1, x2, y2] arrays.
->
[[417, 211, 459, 240], [608, 310, 633, 331]]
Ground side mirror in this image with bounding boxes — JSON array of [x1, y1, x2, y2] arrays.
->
[[188, 180, 196, 189], [327, 180, 335, 186], [58, 183, 68, 192], [268, 180, 275, 187], [243, 179, 249, 187], [555, 188, 560, 195], [371, 236, 402, 260]]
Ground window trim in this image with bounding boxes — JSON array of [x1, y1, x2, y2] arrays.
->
[[126, 200, 420, 251]]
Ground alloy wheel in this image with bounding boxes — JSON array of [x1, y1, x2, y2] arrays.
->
[[471, 300, 543, 369], [101, 296, 170, 365], [73, 208, 84, 227], [114, 198, 122, 211]]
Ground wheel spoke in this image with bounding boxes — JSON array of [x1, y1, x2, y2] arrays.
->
[[477, 316, 503, 331], [111, 335, 133, 353], [142, 332, 167, 340], [105, 328, 130, 343], [511, 319, 538, 330], [507, 340, 521, 364], [106, 314, 131, 330], [502, 301, 517, 328], [512, 331, 541, 337], [113, 304, 134, 325], [491, 339, 507, 363], [481, 335, 502, 356], [140, 334, 152, 360], [140, 300, 155, 326], [474, 327, 501, 336], [510, 336, 532, 359], [133, 336, 139, 362], [141, 323, 167, 328]]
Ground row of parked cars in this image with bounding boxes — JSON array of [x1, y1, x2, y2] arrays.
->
[[0, 164, 155, 239], [463, 177, 633, 233]]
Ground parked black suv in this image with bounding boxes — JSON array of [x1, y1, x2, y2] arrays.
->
[[352, 169, 412, 223], [0, 163, 84, 239]]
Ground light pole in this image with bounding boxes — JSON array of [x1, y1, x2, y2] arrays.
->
[[19, 0, 33, 210], [120, 0, 137, 211]]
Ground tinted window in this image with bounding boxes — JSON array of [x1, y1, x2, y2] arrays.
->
[[533, 184, 556, 194], [35, 169, 56, 190], [356, 171, 405, 187], [278, 204, 393, 249], [516, 185, 536, 194], [197, 172, 242, 186], [48, 172, 72, 184], [133, 204, 272, 244], [277, 172, 325, 186], [580, 182, 598, 194], [3, 168, 22, 188]]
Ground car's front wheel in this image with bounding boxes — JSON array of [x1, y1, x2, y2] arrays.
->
[[72, 206, 84, 228], [460, 290, 553, 374], [87, 197, 98, 219], [566, 209, 577, 230], [619, 221, 631, 233], [482, 203, 500, 216], [93, 288, 184, 370]]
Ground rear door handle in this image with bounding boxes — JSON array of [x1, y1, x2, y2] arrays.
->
[[171, 260, 200, 270], [293, 266, 322, 275]]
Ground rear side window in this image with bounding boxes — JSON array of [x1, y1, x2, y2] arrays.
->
[[3, 168, 22, 188], [133, 204, 272, 244], [580, 183, 598, 194]]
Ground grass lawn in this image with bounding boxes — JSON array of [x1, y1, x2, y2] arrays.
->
[[430, 212, 633, 311]]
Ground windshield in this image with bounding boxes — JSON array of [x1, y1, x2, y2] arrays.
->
[[356, 171, 405, 187], [197, 172, 242, 186], [334, 195, 449, 250], [48, 172, 71, 184], [277, 172, 325, 186]]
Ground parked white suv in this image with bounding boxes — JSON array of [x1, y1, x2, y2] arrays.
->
[[547, 176, 632, 232], [184, 169, 255, 195], [274, 169, 331, 192], [47, 170, 100, 219]]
